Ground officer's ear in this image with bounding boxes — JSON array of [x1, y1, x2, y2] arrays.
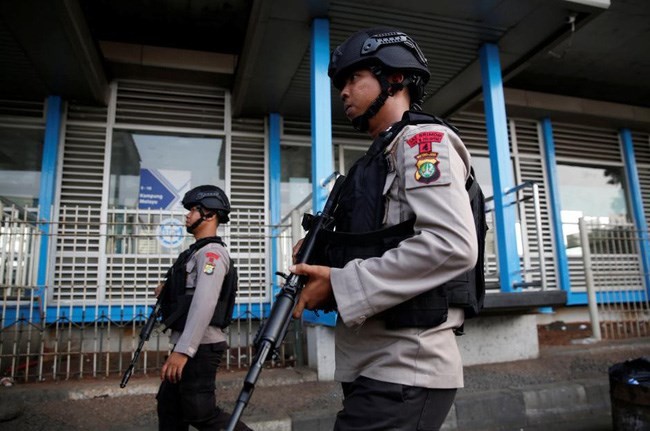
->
[[386, 72, 407, 98], [387, 72, 405, 85]]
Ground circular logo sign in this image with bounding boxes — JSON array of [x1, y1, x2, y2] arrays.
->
[[157, 218, 185, 249]]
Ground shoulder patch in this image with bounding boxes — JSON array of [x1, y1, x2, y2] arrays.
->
[[203, 262, 215, 274], [404, 131, 451, 188], [203, 251, 219, 275], [205, 251, 220, 262]]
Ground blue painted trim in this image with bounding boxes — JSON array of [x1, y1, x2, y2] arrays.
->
[[269, 113, 282, 296], [305, 17, 337, 327], [620, 128, 650, 294], [309, 18, 333, 213], [37, 96, 62, 300], [1, 303, 273, 328], [303, 310, 337, 326], [479, 44, 521, 292], [540, 118, 571, 295]]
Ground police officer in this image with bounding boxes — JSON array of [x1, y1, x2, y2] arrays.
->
[[155, 185, 250, 431], [291, 28, 479, 430]]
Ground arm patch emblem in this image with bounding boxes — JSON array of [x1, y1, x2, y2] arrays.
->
[[407, 132, 445, 184], [203, 251, 219, 274], [204, 263, 215, 274]]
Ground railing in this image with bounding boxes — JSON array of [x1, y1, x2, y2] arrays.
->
[[484, 181, 549, 290], [0, 202, 299, 382], [580, 218, 649, 340], [3, 189, 648, 381]]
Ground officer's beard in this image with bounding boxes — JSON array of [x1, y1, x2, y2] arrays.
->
[[186, 218, 203, 234]]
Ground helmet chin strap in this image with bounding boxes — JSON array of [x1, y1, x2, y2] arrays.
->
[[351, 70, 406, 132], [186, 207, 215, 234], [352, 91, 388, 132]]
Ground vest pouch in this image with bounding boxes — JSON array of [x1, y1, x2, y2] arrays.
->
[[325, 242, 389, 268], [383, 286, 448, 329], [319, 219, 416, 268], [210, 263, 238, 328], [163, 294, 192, 331], [160, 253, 191, 328], [446, 271, 471, 304]]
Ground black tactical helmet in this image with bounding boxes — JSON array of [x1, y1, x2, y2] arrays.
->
[[328, 27, 430, 91], [182, 185, 230, 224]]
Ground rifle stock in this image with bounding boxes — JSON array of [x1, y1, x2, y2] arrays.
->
[[120, 299, 161, 388], [225, 174, 345, 431]]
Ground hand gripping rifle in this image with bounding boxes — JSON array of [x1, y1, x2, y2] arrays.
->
[[120, 298, 162, 388], [225, 174, 345, 431]]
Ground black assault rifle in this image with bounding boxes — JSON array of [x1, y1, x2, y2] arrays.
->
[[225, 174, 345, 431], [120, 298, 162, 388]]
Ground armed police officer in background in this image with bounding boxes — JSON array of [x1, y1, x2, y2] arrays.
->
[[155, 185, 251, 431], [291, 28, 483, 430]]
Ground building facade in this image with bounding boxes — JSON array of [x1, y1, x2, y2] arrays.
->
[[1, 0, 649, 379]]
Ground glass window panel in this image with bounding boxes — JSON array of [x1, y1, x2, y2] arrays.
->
[[471, 155, 526, 256], [0, 126, 44, 207], [335, 146, 366, 174], [470, 155, 494, 199], [557, 164, 628, 256], [280, 145, 311, 220], [109, 131, 225, 209], [472, 155, 498, 255]]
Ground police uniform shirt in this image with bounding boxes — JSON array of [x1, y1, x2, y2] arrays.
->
[[169, 242, 229, 357], [330, 122, 478, 389]]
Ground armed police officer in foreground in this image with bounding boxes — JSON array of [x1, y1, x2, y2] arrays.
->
[[155, 185, 251, 431], [291, 28, 484, 430]]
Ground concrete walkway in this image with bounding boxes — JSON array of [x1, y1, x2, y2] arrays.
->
[[1, 337, 648, 431]]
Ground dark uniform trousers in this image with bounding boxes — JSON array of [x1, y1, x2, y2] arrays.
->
[[157, 342, 249, 431], [334, 376, 456, 431]]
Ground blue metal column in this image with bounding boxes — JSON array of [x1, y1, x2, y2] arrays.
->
[[269, 113, 282, 298], [541, 118, 572, 295], [620, 128, 650, 295], [310, 18, 334, 212], [479, 44, 521, 292], [37, 96, 63, 304], [305, 17, 336, 326]]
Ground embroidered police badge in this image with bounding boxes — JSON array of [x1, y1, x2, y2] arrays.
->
[[203, 263, 215, 274], [407, 131, 445, 184], [415, 152, 440, 183]]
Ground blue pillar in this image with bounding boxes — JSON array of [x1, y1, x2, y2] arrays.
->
[[305, 17, 336, 327], [37, 96, 63, 302], [541, 118, 572, 295], [310, 18, 334, 212], [269, 113, 282, 296], [479, 44, 522, 292], [620, 128, 650, 295]]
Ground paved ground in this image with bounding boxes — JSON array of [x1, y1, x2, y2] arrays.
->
[[1, 325, 649, 431]]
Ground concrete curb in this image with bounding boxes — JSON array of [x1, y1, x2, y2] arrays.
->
[[447, 378, 611, 431], [250, 378, 613, 431], [0, 366, 617, 431], [244, 378, 612, 431]]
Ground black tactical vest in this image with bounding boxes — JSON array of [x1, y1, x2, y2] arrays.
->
[[318, 111, 487, 329], [160, 236, 238, 331]]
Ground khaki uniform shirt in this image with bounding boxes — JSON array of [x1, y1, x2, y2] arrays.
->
[[330, 121, 478, 389], [170, 241, 228, 357]]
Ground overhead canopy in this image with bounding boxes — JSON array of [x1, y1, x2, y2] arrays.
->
[[4, 0, 647, 128]]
